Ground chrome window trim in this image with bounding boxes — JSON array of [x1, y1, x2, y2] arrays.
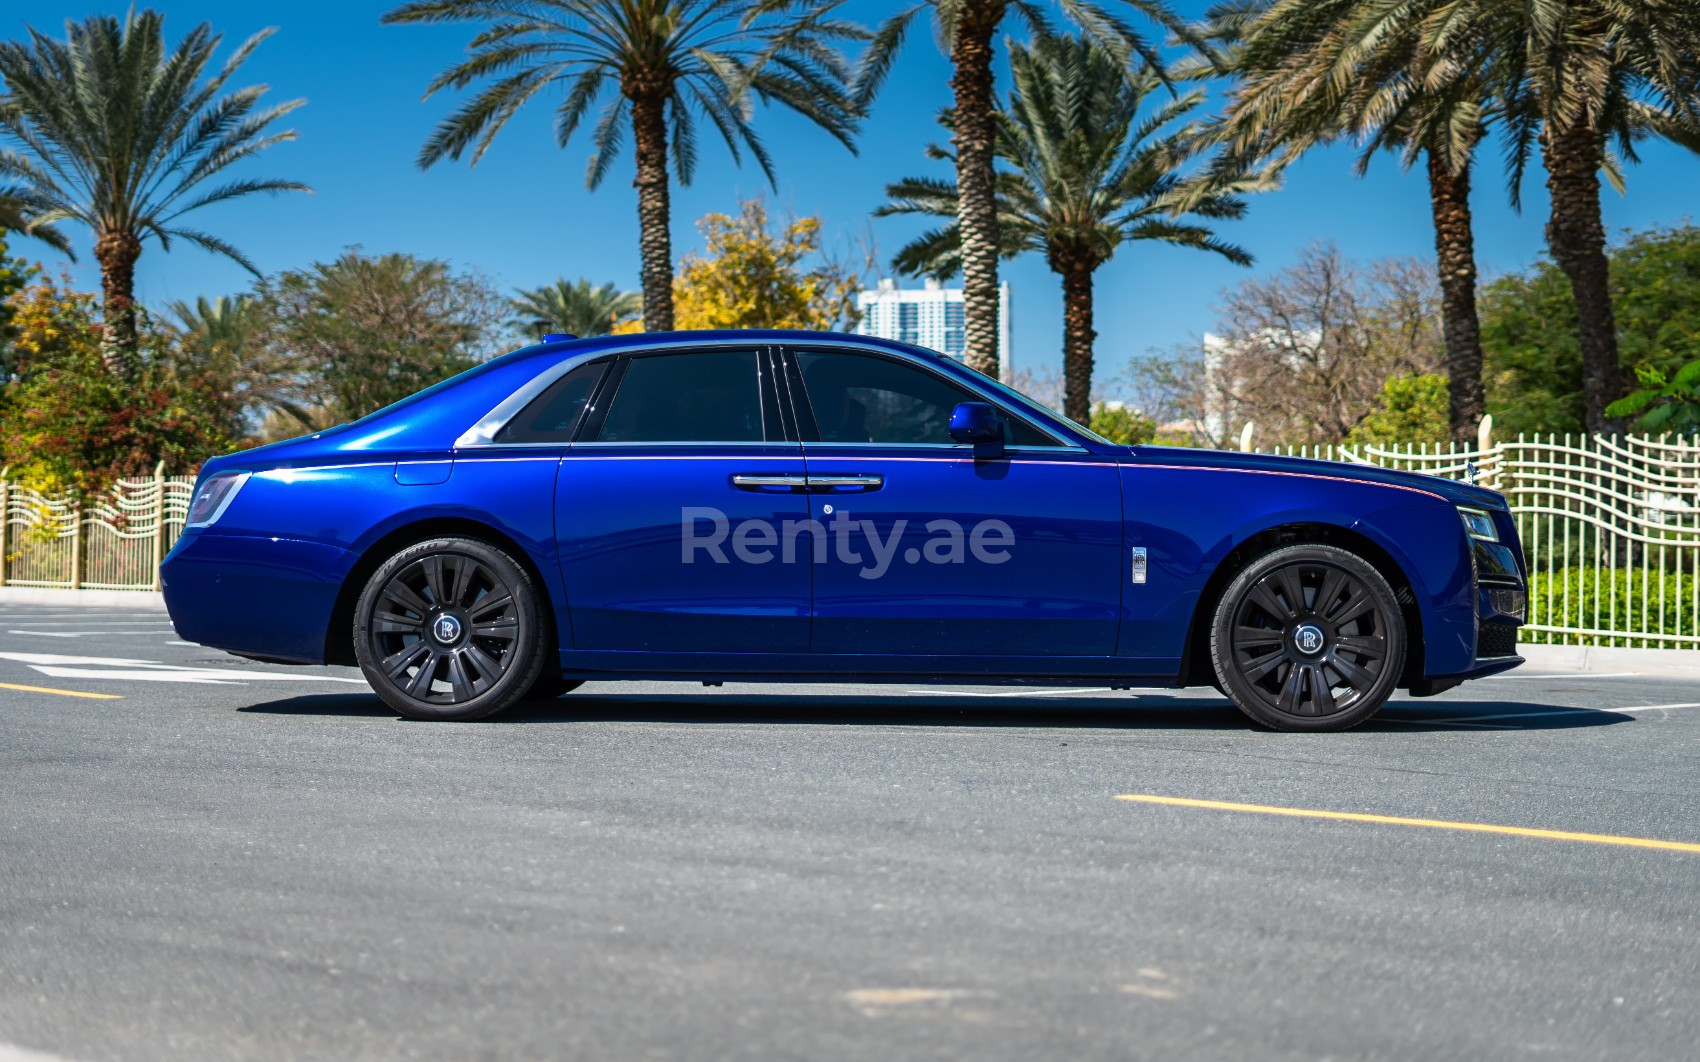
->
[[454, 348, 616, 449], [783, 341, 1074, 449], [799, 441, 1089, 454], [567, 441, 796, 449], [455, 335, 1085, 451]]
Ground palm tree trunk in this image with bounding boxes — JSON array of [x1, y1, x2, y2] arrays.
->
[[630, 91, 675, 332], [1541, 123, 1621, 434], [1425, 149, 1485, 443], [1059, 261, 1095, 426], [94, 228, 142, 379], [950, 0, 1003, 378]]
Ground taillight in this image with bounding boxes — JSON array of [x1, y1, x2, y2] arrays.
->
[[185, 472, 251, 528]]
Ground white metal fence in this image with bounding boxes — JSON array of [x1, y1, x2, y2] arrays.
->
[[4, 439, 1698, 651], [1261, 434, 1700, 650], [0, 468, 195, 591]]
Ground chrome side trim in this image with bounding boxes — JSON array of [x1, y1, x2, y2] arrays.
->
[[454, 335, 1092, 452]]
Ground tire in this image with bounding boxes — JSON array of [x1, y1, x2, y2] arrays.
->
[[1210, 544, 1407, 732], [353, 537, 549, 721]]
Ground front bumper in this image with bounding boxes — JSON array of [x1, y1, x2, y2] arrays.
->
[[161, 532, 357, 664]]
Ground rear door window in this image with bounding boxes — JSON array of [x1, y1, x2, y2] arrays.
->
[[594, 351, 767, 443]]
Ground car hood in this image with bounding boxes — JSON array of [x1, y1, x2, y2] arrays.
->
[[1127, 445, 1508, 510]]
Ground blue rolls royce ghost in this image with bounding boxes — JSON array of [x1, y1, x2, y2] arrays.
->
[[161, 331, 1527, 730]]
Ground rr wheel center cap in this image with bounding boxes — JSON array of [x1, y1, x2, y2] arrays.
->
[[1292, 623, 1326, 656], [430, 613, 465, 646]]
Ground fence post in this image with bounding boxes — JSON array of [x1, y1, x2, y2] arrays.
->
[[0, 469, 8, 588], [1238, 422, 1256, 453], [69, 498, 83, 590], [151, 461, 167, 591], [1477, 413, 1494, 454]]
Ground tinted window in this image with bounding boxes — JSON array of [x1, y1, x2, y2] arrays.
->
[[494, 360, 608, 443], [596, 351, 765, 442], [796, 351, 1055, 446]]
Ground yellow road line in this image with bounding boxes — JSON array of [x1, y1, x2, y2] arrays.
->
[[0, 681, 121, 701], [1114, 794, 1700, 854]]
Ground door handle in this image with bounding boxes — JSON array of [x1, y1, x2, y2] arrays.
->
[[731, 473, 810, 492], [808, 474, 884, 492]]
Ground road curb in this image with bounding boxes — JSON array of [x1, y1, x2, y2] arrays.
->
[[0, 587, 165, 608], [1519, 642, 1700, 679]]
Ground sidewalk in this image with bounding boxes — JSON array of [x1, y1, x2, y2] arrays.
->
[[0, 587, 166, 608]]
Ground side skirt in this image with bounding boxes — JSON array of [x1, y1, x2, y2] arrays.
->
[[559, 650, 1181, 688]]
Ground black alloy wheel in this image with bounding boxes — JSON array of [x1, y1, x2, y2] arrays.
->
[[1210, 544, 1407, 732], [354, 537, 549, 721]]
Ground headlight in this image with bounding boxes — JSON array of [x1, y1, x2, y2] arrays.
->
[[185, 471, 250, 528], [1458, 507, 1498, 542]]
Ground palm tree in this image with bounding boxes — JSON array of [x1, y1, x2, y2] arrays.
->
[[1206, 0, 1700, 434], [855, 0, 1185, 379], [384, 0, 863, 334], [881, 36, 1263, 424], [166, 294, 316, 437], [1202, 0, 1495, 442], [1496, 2, 1700, 433], [0, 194, 70, 256], [0, 11, 309, 375], [511, 277, 641, 338]]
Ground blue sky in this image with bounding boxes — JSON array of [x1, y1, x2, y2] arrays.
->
[[5, 1, 1699, 383]]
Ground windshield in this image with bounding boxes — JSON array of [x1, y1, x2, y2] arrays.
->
[[949, 359, 1115, 445]]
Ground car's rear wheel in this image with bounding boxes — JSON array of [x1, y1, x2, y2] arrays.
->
[[354, 537, 547, 721], [1210, 544, 1406, 732]]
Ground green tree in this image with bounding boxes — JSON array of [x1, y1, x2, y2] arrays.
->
[[166, 294, 316, 438], [1202, 0, 1493, 443], [0, 276, 236, 491], [258, 251, 509, 423], [670, 199, 860, 330], [1606, 360, 1700, 435], [383, 0, 862, 334], [1345, 373, 1449, 446], [0, 196, 70, 256], [1495, 1, 1700, 433], [1480, 224, 1700, 435], [511, 278, 640, 339], [855, 0, 1184, 378], [0, 232, 40, 384], [881, 37, 1258, 423], [1088, 402, 1154, 444], [0, 11, 309, 371]]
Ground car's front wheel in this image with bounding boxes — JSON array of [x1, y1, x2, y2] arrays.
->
[[353, 537, 548, 721], [1210, 544, 1407, 732]]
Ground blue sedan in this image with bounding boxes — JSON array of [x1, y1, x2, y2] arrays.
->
[[162, 330, 1527, 730]]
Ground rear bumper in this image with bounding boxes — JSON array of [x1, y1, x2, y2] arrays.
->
[[161, 531, 356, 664]]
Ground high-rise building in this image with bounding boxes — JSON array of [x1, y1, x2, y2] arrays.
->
[[856, 278, 1013, 379]]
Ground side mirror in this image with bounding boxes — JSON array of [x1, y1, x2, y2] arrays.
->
[[948, 401, 1005, 460]]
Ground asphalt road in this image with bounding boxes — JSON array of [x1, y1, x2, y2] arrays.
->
[[2, 601, 1698, 1062]]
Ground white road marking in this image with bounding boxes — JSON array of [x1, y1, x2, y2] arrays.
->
[[30, 667, 244, 685], [1482, 672, 1640, 680], [0, 651, 157, 666], [0, 650, 366, 687], [29, 664, 367, 686], [1386, 702, 1700, 727], [9, 630, 174, 638], [2, 620, 176, 627], [0, 1042, 76, 1062]]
